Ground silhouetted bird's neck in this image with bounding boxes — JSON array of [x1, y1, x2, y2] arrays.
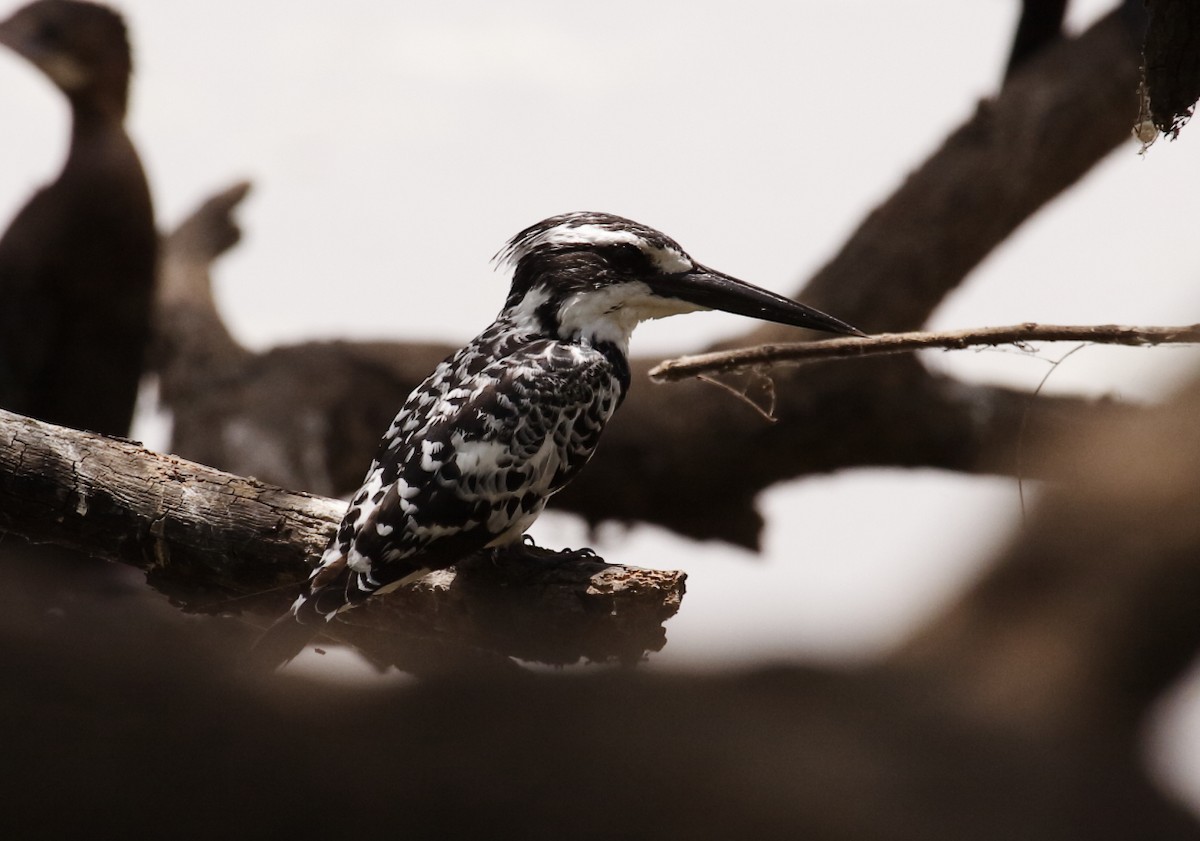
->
[[64, 106, 142, 187]]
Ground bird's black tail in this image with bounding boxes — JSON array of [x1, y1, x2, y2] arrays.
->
[[243, 605, 322, 673], [243, 563, 355, 672], [243, 556, 429, 672]]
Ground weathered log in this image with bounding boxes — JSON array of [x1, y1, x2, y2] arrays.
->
[[0, 408, 685, 666]]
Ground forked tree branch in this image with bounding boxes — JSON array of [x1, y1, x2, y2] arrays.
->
[[650, 323, 1200, 381], [146, 11, 1147, 551]]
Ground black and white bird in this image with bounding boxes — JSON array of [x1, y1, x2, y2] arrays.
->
[[253, 211, 862, 667]]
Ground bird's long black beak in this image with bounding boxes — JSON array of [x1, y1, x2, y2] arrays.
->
[[656, 266, 865, 336], [0, 16, 19, 51], [0, 7, 42, 60]]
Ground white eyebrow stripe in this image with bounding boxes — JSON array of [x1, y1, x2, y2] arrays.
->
[[646, 245, 692, 274], [510, 223, 694, 274], [527, 223, 642, 251]]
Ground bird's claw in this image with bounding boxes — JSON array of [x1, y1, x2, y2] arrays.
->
[[499, 537, 600, 564]]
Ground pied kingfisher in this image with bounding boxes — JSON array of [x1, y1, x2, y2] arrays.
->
[[253, 211, 862, 666]]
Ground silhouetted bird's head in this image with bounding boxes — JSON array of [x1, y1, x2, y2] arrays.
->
[[0, 0, 132, 118]]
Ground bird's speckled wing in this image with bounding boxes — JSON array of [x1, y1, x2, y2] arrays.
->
[[308, 333, 624, 610]]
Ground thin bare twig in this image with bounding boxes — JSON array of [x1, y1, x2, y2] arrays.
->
[[1017, 343, 1089, 522], [649, 323, 1200, 382]]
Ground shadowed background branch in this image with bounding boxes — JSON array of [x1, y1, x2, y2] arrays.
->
[[150, 8, 1150, 549]]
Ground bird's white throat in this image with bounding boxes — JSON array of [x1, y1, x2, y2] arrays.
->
[[506, 282, 705, 351]]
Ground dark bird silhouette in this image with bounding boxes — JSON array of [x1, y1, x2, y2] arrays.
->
[[0, 0, 156, 435], [251, 211, 863, 669]]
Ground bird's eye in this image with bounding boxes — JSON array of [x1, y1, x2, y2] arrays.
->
[[36, 19, 63, 45], [606, 243, 652, 274]]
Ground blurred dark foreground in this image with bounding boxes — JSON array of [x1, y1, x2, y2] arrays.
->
[[2, 537, 1197, 841]]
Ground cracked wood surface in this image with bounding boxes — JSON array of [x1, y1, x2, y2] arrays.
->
[[0, 408, 684, 665]]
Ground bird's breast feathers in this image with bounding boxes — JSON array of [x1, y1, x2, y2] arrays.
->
[[319, 332, 624, 582]]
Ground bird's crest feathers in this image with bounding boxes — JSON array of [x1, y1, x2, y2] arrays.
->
[[494, 211, 694, 275]]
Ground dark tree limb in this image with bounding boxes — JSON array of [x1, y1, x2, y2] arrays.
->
[[565, 356, 1147, 546], [154, 182, 456, 497], [1004, 0, 1068, 80], [561, 9, 1148, 545], [650, 322, 1200, 381], [1142, 0, 1200, 138], [895, 368, 1200, 741], [154, 190, 1151, 549], [153, 180, 254, 396], [8, 371, 1200, 839], [149, 10, 1147, 550], [755, 9, 1143, 340], [0, 408, 685, 666]]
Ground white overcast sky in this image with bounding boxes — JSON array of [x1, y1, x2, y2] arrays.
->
[[4, 0, 1200, 806]]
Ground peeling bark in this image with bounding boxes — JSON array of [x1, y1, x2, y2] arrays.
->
[[0, 408, 684, 666]]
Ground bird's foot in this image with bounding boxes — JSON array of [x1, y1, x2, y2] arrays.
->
[[496, 536, 600, 564], [551, 545, 599, 562]]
